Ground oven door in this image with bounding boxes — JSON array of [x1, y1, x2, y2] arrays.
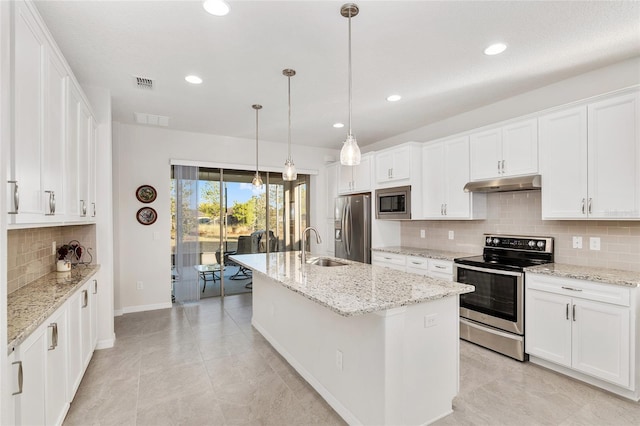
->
[[455, 263, 524, 335]]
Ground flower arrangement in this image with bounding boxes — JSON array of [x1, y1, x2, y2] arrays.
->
[[57, 244, 72, 261]]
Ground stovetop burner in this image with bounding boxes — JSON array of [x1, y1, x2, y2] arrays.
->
[[454, 234, 554, 272]]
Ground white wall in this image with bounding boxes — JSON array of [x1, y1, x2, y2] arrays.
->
[[112, 122, 339, 313], [366, 57, 640, 151]]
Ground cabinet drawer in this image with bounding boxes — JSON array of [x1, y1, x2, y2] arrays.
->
[[406, 256, 429, 270], [429, 259, 453, 275], [372, 252, 406, 267], [526, 273, 630, 307]]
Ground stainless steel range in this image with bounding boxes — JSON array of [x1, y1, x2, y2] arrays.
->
[[454, 234, 554, 361]]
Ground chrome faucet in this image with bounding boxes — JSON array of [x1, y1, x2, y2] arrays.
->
[[301, 226, 322, 264]]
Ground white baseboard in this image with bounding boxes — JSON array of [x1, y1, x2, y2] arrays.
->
[[113, 309, 123, 317], [120, 302, 172, 315], [96, 333, 116, 350]]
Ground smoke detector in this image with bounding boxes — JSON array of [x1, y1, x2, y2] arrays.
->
[[134, 76, 154, 90]]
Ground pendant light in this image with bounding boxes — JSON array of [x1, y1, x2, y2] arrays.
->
[[251, 104, 263, 188], [282, 68, 297, 181], [339, 3, 361, 166]]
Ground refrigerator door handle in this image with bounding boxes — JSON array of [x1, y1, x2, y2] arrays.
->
[[345, 203, 352, 255]]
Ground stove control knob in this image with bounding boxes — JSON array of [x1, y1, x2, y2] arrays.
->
[[537, 241, 545, 249], [528, 240, 535, 247], [486, 237, 492, 244], [492, 238, 500, 245]]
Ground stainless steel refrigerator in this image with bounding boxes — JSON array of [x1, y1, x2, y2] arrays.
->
[[335, 193, 371, 264]]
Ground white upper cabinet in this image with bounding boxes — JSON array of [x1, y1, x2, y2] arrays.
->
[[7, 0, 96, 227], [470, 118, 538, 180], [375, 146, 411, 183], [540, 92, 639, 220], [422, 136, 486, 219], [588, 93, 640, 219], [338, 153, 372, 194], [10, 0, 45, 222]]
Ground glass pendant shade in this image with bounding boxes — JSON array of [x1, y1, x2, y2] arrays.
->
[[340, 134, 361, 166], [283, 158, 297, 181], [251, 172, 263, 188]]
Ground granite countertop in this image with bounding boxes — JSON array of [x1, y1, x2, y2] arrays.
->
[[8, 265, 100, 352], [230, 252, 474, 317], [525, 263, 640, 288], [372, 246, 471, 261]]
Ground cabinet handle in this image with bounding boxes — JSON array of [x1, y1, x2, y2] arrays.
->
[[410, 261, 423, 265], [12, 361, 23, 395], [92, 202, 96, 217], [497, 161, 501, 174], [561, 286, 583, 292], [581, 198, 586, 215], [440, 204, 444, 215], [444, 203, 447, 215], [81, 199, 87, 216], [93, 279, 98, 294], [501, 160, 505, 174], [572, 304, 576, 321], [566, 303, 569, 320], [383, 256, 392, 260], [435, 265, 447, 269], [82, 289, 88, 308], [48, 323, 58, 350], [588, 198, 592, 214], [8, 181, 19, 214], [45, 191, 55, 215]]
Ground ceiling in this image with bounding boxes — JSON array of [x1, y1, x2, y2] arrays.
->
[[34, 1, 640, 150]]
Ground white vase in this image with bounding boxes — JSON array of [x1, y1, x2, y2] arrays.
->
[[56, 260, 71, 272]]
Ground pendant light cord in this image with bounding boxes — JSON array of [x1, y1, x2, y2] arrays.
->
[[255, 107, 259, 171], [348, 10, 353, 137], [287, 75, 292, 160]]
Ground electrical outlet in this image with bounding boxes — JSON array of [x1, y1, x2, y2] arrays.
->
[[424, 314, 438, 328], [52, 241, 57, 255], [448, 230, 454, 240], [572, 236, 583, 249], [136, 281, 144, 290], [590, 237, 601, 251], [420, 229, 426, 239], [335, 350, 343, 371]]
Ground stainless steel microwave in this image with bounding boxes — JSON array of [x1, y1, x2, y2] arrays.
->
[[375, 185, 411, 220]]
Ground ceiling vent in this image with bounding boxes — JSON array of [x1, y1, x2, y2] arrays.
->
[[134, 112, 169, 127], [134, 76, 154, 90]]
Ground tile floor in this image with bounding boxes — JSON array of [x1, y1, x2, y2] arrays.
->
[[64, 294, 640, 425]]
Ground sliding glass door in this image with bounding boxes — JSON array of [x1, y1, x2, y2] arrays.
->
[[171, 166, 309, 302]]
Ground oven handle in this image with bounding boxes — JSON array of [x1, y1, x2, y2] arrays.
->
[[454, 263, 523, 277]]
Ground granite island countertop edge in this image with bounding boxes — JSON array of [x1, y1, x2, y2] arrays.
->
[[230, 252, 474, 317]]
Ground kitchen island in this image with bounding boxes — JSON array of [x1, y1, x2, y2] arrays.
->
[[230, 252, 474, 426]]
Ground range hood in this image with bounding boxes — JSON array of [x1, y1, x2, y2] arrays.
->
[[463, 174, 542, 193]]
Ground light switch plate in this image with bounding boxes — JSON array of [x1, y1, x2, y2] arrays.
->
[[420, 229, 425, 239], [52, 241, 57, 255], [590, 237, 601, 251], [448, 231, 454, 240]]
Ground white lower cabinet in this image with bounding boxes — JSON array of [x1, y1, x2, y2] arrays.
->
[[526, 273, 635, 395], [46, 306, 69, 426], [373, 252, 454, 281], [372, 252, 406, 272], [9, 275, 97, 425]]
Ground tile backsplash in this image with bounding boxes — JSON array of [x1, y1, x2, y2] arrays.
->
[[7, 225, 97, 294], [402, 191, 640, 272]]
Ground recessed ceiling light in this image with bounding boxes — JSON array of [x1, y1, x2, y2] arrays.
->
[[484, 43, 507, 56], [203, 0, 230, 16], [333, 123, 345, 128], [185, 75, 203, 84], [386, 94, 402, 102]]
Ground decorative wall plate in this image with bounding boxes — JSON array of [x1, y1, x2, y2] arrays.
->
[[137, 207, 157, 225], [136, 185, 157, 203]]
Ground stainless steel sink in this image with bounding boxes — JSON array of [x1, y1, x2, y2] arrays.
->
[[306, 257, 347, 267]]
